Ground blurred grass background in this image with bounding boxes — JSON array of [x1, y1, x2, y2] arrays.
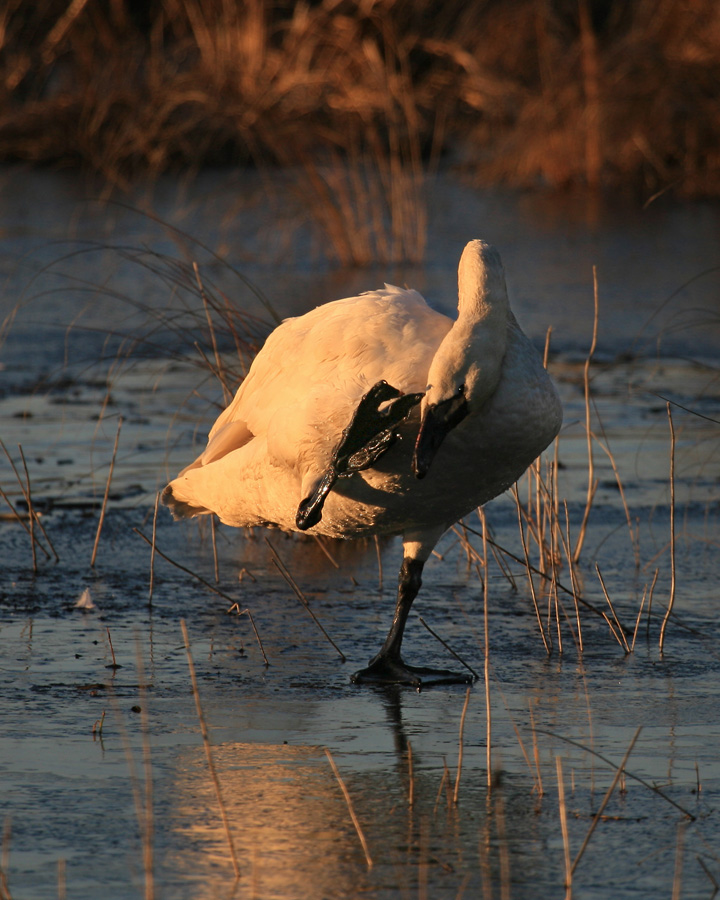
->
[[1, 0, 718, 261]]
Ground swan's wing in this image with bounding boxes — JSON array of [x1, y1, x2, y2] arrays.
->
[[200, 287, 451, 474]]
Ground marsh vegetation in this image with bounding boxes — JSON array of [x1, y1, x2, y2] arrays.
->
[[2, 0, 720, 262]]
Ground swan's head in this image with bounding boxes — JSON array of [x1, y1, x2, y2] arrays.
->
[[412, 240, 509, 480], [411, 352, 478, 479]]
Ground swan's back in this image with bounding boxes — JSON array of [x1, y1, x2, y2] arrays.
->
[[178, 286, 450, 483]]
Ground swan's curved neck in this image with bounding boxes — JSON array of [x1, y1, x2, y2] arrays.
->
[[422, 241, 510, 415], [457, 240, 509, 325]]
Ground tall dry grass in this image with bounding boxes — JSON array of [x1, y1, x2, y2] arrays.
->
[[1, 1, 719, 264]]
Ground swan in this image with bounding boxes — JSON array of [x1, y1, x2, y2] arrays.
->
[[163, 240, 563, 686]]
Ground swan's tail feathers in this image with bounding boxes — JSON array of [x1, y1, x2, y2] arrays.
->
[[161, 483, 210, 520]]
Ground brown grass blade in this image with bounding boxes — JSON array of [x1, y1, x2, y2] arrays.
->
[[180, 619, 241, 880]]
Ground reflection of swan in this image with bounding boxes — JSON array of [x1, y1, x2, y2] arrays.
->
[[163, 241, 562, 685], [167, 743, 368, 898]]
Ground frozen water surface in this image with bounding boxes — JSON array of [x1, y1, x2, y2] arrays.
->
[[1, 167, 719, 898]]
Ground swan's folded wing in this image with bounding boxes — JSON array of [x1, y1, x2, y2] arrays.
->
[[201, 419, 254, 465], [177, 419, 254, 475]]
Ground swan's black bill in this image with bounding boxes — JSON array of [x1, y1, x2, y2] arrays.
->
[[412, 392, 469, 479]]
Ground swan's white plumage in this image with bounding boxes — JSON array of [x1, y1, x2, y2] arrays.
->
[[164, 241, 562, 564]]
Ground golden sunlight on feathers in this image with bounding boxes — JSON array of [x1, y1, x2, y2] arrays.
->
[[163, 240, 562, 685]]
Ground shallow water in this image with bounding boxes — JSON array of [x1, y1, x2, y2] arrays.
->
[[1, 167, 719, 899]]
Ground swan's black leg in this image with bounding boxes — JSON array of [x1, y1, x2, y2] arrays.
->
[[351, 558, 476, 688], [296, 380, 423, 530]]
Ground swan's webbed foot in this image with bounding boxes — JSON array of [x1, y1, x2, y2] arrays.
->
[[296, 380, 423, 530], [351, 653, 476, 689], [335, 380, 424, 476]]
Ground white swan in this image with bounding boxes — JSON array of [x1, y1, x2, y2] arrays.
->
[[163, 240, 562, 686]]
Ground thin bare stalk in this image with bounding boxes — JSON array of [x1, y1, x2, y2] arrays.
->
[[480, 509, 492, 787], [40, 0, 92, 65], [556, 757, 573, 896], [374, 535, 383, 589], [210, 515, 219, 583], [148, 492, 160, 605], [91, 416, 123, 567], [0, 863, 11, 900], [513, 486, 550, 654], [495, 789, 511, 900], [312, 535, 341, 570], [453, 687, 472, 804], [630, 586, 647, 652], [180, 619, 241, 880], [407, 740, 414, 809], [659, 403, 677, 653], [0, 484, 49, 561], [106, 627, 120, 669], [194, 261, 232, 404], [461, 521, 606, 618], [529, 702, 544, 798], [574, 267, 599, 563], [134, 529, 269, 664], [543, 325, 553, 368], [134, 640, 154, 900], [538, 728, 694, 820], [696, 855, 717, 894], [571, 727, 642, 875], [0, 440, 54, 562], [433, 762, 450, 816], [595, 565, 630, 653], [133, 529, 232, 600], [17, 445, 36, 572], [265, 538, 346, 661], [590, 427, 640, 567], [671, 822, 686, 900], [558, 500, 583, 654], [325, 748, 373, 870], [226, 604, 270, 667], [645, 567, 660, 637], [418, 617, 478, 679]]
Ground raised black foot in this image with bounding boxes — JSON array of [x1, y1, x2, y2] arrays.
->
[[334, 381, 424, 475], [351, 654, 476, 689], [296, 380, 423, 530]]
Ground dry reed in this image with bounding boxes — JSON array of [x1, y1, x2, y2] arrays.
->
[[556, 756, 573, 896], [659, 402, 677, 652], [570, 727, 642, 876], [134, 528, 269, 665], [574, 267, 599, 563], [105, 659, 155, 900], [539, 729, 694, 820], [453, 687, 471, 805], [134, 641, 155, 900], [407, 740, 414, 809], [148, 492, 160, 605], [0, 439, 57, 566], [265, 537, 346, 661], [90, 416, 122, 568], [105, 627, 120, 669], [3, 0, 718, 257], [479, 508, 492, 787], [180, 619, 241, 880], [324, 748, 373, 870], [417, 616, 478, 679]]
